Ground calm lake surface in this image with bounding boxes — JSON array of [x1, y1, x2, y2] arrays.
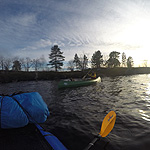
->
[[0, 74, 150, 150]]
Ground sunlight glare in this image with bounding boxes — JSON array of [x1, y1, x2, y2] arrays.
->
[[139, 109, 150, 122], [146, 82, 150, 95], [121, 17, 150, 45], [116, 17, 150, 66]]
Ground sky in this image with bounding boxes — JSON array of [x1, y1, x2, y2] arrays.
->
[[1, 0, 150, 67]]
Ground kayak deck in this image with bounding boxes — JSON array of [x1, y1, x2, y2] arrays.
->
[[0, 124, 53, 150]]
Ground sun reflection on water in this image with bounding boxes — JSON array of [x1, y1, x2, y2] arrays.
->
[[146, 82, 150, 95], [137, 75, 150, 122], [139, 109, 150, 122]]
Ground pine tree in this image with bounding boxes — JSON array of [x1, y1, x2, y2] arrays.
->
[[122, 52, 127, 67], [12, 60, 21, 71], [127, 56, 134, 68], [73, 54, 82, 70], [48, 45, 65, 72], [82, 54, 88, 70], [73, 54, 88, 71], [106, 51, 120, 68], [91, 50, 103, 68]]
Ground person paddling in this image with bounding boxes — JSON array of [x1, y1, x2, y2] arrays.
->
[[88, 72, 96, 79]]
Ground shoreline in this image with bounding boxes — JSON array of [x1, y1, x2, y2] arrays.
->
[[0, 67, 150, 83]]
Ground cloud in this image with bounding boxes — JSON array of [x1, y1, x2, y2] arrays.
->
[[1, 0, 150, 64], [21, 39, 52, 51], [11, 14, 36, 26]]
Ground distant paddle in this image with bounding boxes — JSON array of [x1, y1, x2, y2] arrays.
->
[[82, 69, 92, 79], [83, 111, 116, 150]]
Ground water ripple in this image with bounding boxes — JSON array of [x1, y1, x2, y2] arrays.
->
[[0, 74, 150, 150]]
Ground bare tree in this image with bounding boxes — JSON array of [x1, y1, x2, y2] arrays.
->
[[142, 60, 148, 67], [20, 57, 32, 71], [4, 58, 12, 71], [32, 55, 47, 71], [0, 55, 5, 70], [39, 55, 47, 71], [32, 58, 40, 71], [67, 60, 74, 71]]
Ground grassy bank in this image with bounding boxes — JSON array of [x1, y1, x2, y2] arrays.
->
[[0, 67, 150, 83], [0, 71, 84, 83]]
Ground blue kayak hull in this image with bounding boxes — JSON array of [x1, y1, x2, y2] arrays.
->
[[35, 124, 68, 150], [0, 123, 67, 150]]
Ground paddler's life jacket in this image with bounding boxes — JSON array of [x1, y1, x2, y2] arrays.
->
[[88, 72, 96, 79]]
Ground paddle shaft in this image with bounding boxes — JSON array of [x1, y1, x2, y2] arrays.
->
[[83, 134, 101, 150], [82, 69, 92, 79]]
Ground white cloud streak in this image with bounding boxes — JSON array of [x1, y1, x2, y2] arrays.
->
[[21, 39, 52, 51], [1, 0, 150, 64]]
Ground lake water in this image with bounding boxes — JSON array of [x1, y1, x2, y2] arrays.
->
[[0, 74, 150, 150]]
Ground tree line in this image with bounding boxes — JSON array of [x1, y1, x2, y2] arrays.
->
[[0, 45, 134, 72], [0, 55, 47, 71], [48, 45, 134, 72]]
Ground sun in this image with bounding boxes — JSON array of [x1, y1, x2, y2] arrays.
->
[[122, 17, 150, 45], [117, 17, 150, 67], [126, 49, 150, 67]]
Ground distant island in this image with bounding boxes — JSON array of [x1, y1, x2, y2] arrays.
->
[[0, 67, 150, 83]]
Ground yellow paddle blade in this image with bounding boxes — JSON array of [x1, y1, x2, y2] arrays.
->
[[99, 111, 116, 137]]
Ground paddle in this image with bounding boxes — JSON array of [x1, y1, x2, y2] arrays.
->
[[82, 69, 92, 80], [83, 111, 116, 150]]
